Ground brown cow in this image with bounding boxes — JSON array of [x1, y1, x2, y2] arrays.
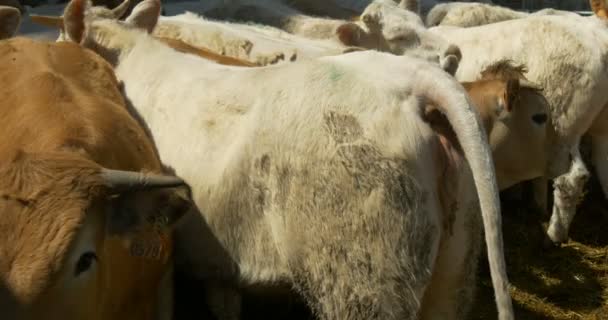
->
[[0, 36, 192, 319], [469, 60, 550, 191], [427, 60, 550, 191]]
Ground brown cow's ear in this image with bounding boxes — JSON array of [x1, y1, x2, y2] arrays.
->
[[106, 185, 193, 261], [63, 0, 89, 43], [504, 78, 520, 112], [125, 0, 160, 33], [336, 22, 365, 46], [591, 0, 608, 19], [107, 185, 192, 236], [106, 185, 192, 261]]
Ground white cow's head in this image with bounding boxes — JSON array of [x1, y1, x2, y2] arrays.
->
[[335, 0, 461, 75]]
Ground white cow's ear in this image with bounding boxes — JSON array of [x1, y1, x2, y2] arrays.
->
[[125, 0, 160, 33], [0, 6, 20, 40], [63, 0, 90, 43]]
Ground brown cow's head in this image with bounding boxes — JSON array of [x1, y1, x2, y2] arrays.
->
[[462, 60, 550, 190], [335, 0, 461, 75], [0, 150, 191, 319], [0, 5, 20, 39], [591, 0, 608, 20]]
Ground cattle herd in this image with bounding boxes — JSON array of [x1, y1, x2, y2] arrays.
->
[[0, 0, 607, 319]]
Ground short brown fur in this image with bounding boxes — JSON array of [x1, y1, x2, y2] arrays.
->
[[591, 0, 608, 19], [0, 37, 180, 319]]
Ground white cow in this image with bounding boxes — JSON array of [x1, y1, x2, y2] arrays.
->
[[206, 0, 462, 74], [430, 0, 608, 245], [426, 2, 580, 27], [58, 0, 515, 319]]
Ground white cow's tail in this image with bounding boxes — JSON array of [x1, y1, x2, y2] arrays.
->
[[413, 66, 514, 320]]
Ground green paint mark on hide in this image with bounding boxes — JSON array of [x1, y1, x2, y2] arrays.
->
[[328, 64, 345, 82]]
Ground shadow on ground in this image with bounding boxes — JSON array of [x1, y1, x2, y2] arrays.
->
[[471, 173, 608, 320]]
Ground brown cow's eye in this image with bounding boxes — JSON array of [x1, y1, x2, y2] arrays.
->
[[532, 113, 548, 125], [75, 252, 98, 276]]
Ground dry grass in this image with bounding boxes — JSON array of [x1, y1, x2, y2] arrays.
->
[[471, 174, 608, 320]]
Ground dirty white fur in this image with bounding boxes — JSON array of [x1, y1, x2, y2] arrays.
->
[[430, 13, 608, 244], [426, 2, 579, 27], [71, 1, 514, 318], [155, 12, 352, 65]]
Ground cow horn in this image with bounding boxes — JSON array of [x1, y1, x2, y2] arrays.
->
[[29, 14, 64, 28], [100, 168, 186, 192], [111, 0, 131, 18], [519, 79, 543, 91]]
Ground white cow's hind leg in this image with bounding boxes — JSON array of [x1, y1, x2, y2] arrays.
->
[[418, 202, 482, 320], [547, 141, 590, 244]]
